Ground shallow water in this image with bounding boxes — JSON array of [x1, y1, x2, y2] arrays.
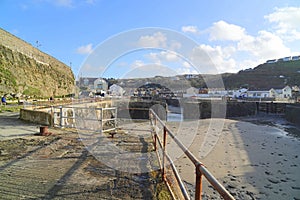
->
[[167, 112, 182, 122], [237, 114, 300, 140]]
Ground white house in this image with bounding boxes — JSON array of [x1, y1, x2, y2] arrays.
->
[[109, 84, 125, 96], [228, 88, 248, 98], [208, 88, 227, 97], [246, 86, 292, 100], [247, 90, 270, 98], [186, 87, 199, 95], [292, 85, 300, 92], [94, 78, 108, 93], [269, 86, 292, 99]]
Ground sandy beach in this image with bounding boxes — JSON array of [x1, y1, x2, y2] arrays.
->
[[165, 115, 300, 199]]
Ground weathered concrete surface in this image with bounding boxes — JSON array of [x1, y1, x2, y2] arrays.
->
[[20, 108, 53, 126], [0, 112, 39, 140], [0, 116, 171, 199]]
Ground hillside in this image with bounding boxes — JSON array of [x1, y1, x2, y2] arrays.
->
[[113, 60, 300, 91], [0, 28, 74, 98], [223, 60, 300, 89]]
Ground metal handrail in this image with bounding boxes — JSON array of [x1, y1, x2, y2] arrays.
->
[[149, 109, 235, 200]]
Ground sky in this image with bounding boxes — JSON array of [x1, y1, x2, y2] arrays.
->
[[1, 0, 300, 79]]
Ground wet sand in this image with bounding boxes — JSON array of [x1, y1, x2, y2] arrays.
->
[[165, 116, 300, 199]]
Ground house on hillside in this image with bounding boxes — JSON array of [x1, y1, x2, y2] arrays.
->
[[266, 59, 277, 64], [77, 77, 98, 90], [94, 78, 108, 92], [228, 88, 248, 98], [247, 86, 292, 100], [208, 88, 227, 97], [108, 84, 125, 96], [186, 87, 199, 95], [270, 86, 292, 99], [247, 90, 270, 98], [77, 77, 108, 97]]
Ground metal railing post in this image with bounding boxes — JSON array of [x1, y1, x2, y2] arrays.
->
[[162, 126, 167, 180], [154, 134, 157, 151], [100, 108, 103, 133], [149, 108, 235, 200], [59, 106, 63, 127], [114, 107, 117, 131], [195, 164, 203, 200]]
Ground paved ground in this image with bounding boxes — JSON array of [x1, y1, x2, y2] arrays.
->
[[0, 112, 39, 140], [0, 113, 171, 199]]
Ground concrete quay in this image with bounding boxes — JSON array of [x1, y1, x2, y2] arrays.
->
[[0, 113, 170, 199]]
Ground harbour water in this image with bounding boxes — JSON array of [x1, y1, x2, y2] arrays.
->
[[167, 112, 182, 121], [167, 106, 182, 121]]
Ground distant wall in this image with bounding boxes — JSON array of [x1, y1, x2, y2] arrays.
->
[[183, 101, 257, 119], [20, 109, 53, 126], [115, 100, 167, 120], [285, 104, 300, 126]]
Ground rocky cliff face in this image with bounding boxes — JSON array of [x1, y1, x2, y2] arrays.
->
[[0, 28, 74, 98]]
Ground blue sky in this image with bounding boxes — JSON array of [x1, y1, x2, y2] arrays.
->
[[1, 0, 300, 79]]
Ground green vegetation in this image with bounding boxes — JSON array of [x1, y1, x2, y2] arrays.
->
[[0, 65, 17, 87], [0, 104, 23, 113], [0, 29, 75, 98], [189, 60, 300, 89], [23, 86, 41, 97]]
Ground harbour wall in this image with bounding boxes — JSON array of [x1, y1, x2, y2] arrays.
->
[[285, 104, 300, 126]]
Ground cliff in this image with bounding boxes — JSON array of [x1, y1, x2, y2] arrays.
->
[[0, 28, 74, 98]]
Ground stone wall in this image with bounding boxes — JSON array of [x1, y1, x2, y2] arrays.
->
[[114, 100, 167, 120], [183, 101, 257, 119], [20, 109, 53, 126], [285, 104, 300, 126]]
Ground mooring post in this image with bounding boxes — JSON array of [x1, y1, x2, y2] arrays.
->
[[195, 164, 203, 200]]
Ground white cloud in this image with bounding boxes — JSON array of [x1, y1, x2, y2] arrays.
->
[[124, 63, 177, 78], [176, 67, 198, 75], [170, 41, 182, 50], [265, 7, 300, 41], [131, 60, 145, 69], [208, 20, 246, 41], [181, 26, 199, 34], [138, 32, 167, 48], [238, 30, 291, 59], [76, 43, 93, 54], [176, 61, 197, 74], [137, 32, 181, 51], [146, 51, 180, 64], [190, 44, 237, 73]]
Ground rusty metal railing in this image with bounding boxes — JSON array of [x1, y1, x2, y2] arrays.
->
[[149, 109, 235, 200]]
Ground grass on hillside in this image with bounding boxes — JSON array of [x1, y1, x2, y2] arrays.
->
[[0, 104, 23, 113]]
